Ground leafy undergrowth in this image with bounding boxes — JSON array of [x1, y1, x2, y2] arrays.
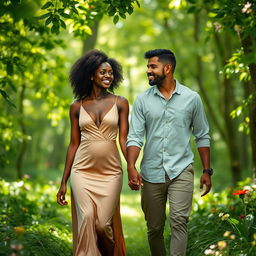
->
[[0, 178, 72, 256], [1, 177, 256, 256], [187, 178, 256, 256]]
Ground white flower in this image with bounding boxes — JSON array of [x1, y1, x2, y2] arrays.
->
[[214, 22, 222, 32], [204, 249, 215, 255], [242, 2, 252, 13]]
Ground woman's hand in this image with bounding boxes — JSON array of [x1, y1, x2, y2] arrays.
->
[[56, 184, 68, 206], [128, 166, 143, 191]]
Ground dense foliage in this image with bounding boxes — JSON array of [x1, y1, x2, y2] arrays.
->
[[0, 0, 138, 177], [188, 178, 256, 255], [0, 177, 72, 256]]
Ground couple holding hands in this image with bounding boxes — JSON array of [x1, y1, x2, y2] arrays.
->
[[57, 49, 212, 256]]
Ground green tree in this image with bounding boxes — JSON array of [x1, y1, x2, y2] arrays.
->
[[0, 0, 139, 178], [185, 0, 256, 181]]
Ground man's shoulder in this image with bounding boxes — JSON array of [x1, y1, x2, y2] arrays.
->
[[178, 82, 198, 98], [135, 87, 154, 100]]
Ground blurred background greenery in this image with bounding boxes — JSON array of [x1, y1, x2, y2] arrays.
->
[[1, 0, 256, 255]]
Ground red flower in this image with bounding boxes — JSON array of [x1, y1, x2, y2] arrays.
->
[[239, 215, 246, 219], [232, 189, 248, 196]]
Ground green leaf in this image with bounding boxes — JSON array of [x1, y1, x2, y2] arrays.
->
[[229, 218, 239, 225], [214, 13, 225, 19], [60, 19, 66, 29], [8, 80, 17, 92], [136, 0, 140, 8], [59, 12, 71, 19], [41, 1, 54, 10], [51, 24, 59, 34], [6, 63, 13, 75], [71, 7, 79, 15], [36, 12, 52, 20], [187, 6, 196, 13], [119, 12, 126, 19], [211, 8, 221, 13], [0, 89, 16, 108], [52, 17, 59, 26], [13, 56, 20, 63], [78, 6, 86, 11], [45, 15, 53, 26], [113, 15, 119, 24], [108, 7, 116, 16], [127, 6, 133, 15]]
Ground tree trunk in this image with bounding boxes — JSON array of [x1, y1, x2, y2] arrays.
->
[[193, 14, 227, 142], [82, 20, 100, 53], [16, 83, 27, 179], [194, 14, 242, 184], [215, 33, 242, 184], [241, 35, 256, 184], [126, 66, 134, 103]]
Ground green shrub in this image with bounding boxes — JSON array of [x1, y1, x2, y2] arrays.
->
[[0, 178, 72, 256], [188, 178, 256, 256]]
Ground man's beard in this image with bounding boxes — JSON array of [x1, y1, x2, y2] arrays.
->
[[148, 72, 166, 86]]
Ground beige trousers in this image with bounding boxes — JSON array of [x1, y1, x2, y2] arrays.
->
[[141, 164, 194, 256]]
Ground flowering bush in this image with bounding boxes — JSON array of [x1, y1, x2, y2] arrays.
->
[[187, 178, 256, 256]]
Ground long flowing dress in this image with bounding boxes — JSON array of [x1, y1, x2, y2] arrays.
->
[[70, 99, 126, 256]]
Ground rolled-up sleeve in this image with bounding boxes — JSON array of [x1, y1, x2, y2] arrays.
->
[[127, 96, 145, 148], [192, 93, 211, 148]]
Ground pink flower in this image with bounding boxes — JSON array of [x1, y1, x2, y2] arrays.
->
[[23, 174, 30, 180]]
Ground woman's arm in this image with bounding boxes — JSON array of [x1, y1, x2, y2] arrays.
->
[[117, 96, 129, 161], [57, 101, 81, 206]]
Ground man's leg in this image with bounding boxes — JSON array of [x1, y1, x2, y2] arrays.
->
[[141, 179, 168, 256], [168, 164, 194, 256]]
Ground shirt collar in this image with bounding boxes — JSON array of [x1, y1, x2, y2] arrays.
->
[[153, 80, 181, 96]]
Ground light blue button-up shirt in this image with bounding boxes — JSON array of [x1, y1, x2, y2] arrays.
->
[[127, 81, 210, 183]]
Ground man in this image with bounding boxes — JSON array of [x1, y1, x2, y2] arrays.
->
[[126, 49, 212, 256]]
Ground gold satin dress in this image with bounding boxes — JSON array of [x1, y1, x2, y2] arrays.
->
[[70, 100, 126, 256]]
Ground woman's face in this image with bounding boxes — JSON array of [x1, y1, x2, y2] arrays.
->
[[92, 62, 114, 89]]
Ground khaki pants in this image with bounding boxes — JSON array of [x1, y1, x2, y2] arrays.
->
[[141, 164, 194, 256]]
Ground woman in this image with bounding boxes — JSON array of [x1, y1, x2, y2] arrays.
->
[[56, 50, 129, 256]]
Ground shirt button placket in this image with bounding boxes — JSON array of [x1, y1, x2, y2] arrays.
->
[[163, 106, 169, 154]]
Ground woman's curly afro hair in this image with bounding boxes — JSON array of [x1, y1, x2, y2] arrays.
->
[[70, 50, 123, 99]]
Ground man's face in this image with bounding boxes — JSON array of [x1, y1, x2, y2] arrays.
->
[[146, 56, 166, 86]]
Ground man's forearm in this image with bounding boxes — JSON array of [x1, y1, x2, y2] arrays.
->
[[197, 147, 210, 169], [127, 145, 141, 170]]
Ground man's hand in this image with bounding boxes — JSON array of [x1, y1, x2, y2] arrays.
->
[[127, 167, 142, 191], [200, 173, 212, 197]]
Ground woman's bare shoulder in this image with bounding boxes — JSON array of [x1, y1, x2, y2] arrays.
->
[[116, 95, 128, 103], [115, 95, 129, 111], [70, 99, 81, 113]]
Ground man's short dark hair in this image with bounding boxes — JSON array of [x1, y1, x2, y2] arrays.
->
[[144, 49, 176, 73]]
